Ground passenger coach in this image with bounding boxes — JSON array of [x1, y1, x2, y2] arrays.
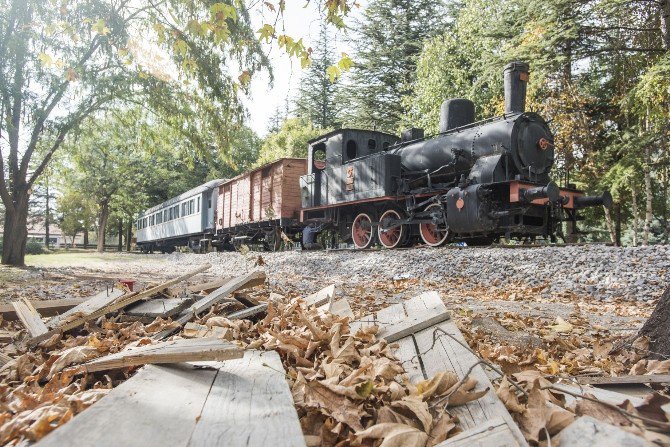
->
[[135, 179, 225, 253]]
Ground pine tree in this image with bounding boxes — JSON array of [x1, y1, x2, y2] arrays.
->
[[338, 0, 446, 133], [295, 19, 339, 128]]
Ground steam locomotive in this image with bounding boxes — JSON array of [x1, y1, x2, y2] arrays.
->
[[299, 61, 611, 248], [136, 61, 611, 252]]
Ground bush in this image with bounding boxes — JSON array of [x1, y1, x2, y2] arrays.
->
[[25, 241, 45, 255]]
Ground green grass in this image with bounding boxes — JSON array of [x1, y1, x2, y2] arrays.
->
[[25, 250, 141, 267]]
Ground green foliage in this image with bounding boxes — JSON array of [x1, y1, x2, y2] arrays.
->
[[256, 118, 327, 166], [337, 0, 446, 132], [294, 20, 340, 129], [57, 188, 97, 243], [25, 241, 45, 255]]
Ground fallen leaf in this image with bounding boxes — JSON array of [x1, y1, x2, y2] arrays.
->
[[357, 423, 428, 447]]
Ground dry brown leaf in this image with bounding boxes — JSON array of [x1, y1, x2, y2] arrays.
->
[[357, 423, 429, 447], [303, 380, 367, 432], [391, 396, 433, 432], [415, 371, 459, 400], [517, 379, 575, 443], [427, 409, 459, 447], [496, 376, 526, 413], [48, 346, 100, 378], [575, 394, 631, 426], [445, 377, 489, 407]]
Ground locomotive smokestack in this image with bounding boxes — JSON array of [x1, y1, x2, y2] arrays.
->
[[503, 61, 529, 114]]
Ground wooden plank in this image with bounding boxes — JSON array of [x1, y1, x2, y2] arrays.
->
[[575, 374, 670, 385], [153, 270, 266, 340], [47, 289, 125, 329], [378, 292, 450, 342], [0, 298, 87, 321], [303, 284, 335, 307], [187, 350, 306, 447], [320, 298, 354, 318], [227, 303, 268, 320], [186, 277, 233, 294], [351, 292, 527, 446], [79, 337, 243, 373], [36, 363, 219, 447], [436, 417, 520, 447], [32, 265, 212, 345], [552, 383, 645, 407], [12, 298, 48, 337], [125, 297, 195, 319]]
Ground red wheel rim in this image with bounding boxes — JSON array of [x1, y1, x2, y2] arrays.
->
[[352, 213, 373, 249], [378, 210, 404, 249], [420, 204, 449, 246]]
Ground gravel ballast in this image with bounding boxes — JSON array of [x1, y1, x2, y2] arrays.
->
[[164, 244, 669, 302]]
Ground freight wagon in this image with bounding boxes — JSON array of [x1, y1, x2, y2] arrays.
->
[[213, 158, 307, 250]]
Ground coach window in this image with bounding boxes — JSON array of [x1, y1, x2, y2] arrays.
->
[[197, 197, 200, 212], [345, 139, 357, 161]]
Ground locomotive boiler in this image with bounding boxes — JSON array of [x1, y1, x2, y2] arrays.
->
[[300, 61, 611, 248]]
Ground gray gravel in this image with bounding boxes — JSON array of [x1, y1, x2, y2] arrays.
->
[[164, 244, 670, 302]]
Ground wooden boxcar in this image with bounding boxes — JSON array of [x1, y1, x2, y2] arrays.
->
[[214, 158, 307, 250]]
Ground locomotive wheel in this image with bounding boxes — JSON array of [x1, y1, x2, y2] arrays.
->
[[419, 204, 450, 247], [352, 212, 375, 249], [378, 209, 406, 249], [265, 228, 281, 251]]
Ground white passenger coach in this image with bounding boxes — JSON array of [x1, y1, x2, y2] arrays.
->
[[135, 179, 226, 253]]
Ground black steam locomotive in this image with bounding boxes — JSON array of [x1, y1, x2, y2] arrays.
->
[[300, 62, 611, 249]]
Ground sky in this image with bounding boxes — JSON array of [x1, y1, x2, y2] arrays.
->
[[243, 2, 361, 137]]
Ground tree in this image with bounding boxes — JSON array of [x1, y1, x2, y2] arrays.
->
[[0, 0, 267, 265], [57, 188, 96, 247], [295, 19, 339, 128], [337, 0, 446, 132], [255, 118, 326, 166]]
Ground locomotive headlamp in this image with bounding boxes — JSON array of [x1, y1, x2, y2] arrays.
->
[[537, 137, 553, 151]]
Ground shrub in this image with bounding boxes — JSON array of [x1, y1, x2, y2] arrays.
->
[[25, 241, 45, 255]]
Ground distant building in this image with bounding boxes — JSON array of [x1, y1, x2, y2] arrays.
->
[[26, 223, 84, 248]]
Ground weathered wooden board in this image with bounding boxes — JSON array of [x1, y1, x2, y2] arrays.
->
[[303, 284, 335, 307], [125, 297, 194, 319], [0, 352, 13, 366], [0, 298, 86, 321], [352, 292, 528, 447], [227, 303, 268, 320], [436, 417, 520, 447], [79, 337, 243, 373], [12, 298, 48, 337], [153, 270, 266, 340], [319, 298, 354, 318], [46, 289, 125, 329], [37, 351, 305, 447], [32, 265, 212, 345], [186, 277, 233, 294], [36, 363, 219, 447], [575, 374, 670, 385], [187, 350, 306, 447]]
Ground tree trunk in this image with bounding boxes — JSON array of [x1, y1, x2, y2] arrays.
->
[[84, 229, 89, 249], [643, 145, 653, 246], [632, 187, 639, 246], [97, 202, 110, 253], [638, 286, 670, 359], [615, 202, 622, 247], [603, 206, 616, 244], [125, 220, 132, 252], [2, 191, 30, 266], [45, 177, 50, 250], [661, 0, 670, 51], [117, 218, 123, 251]]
